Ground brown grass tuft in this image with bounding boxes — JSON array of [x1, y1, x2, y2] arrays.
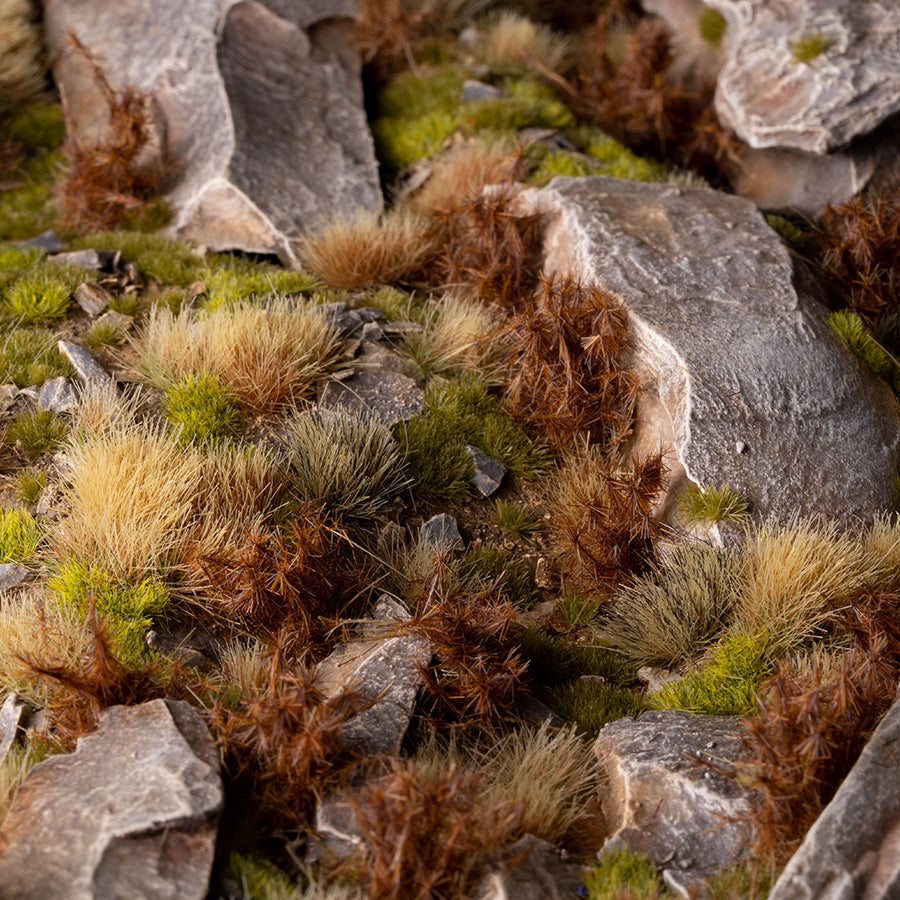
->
[[506, 274, 639, 450], [357, 0, 431, 81]]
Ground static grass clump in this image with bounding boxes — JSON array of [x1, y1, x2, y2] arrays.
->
[[791, 32, 835, 64], [0, 327, 72, 386], [85, 318, 128, 350], [13, 469, 46, 506], [164, 373, 241, 447], [0, 508, 42, 563], [593, 545, 741, 665], [460, 545, 537, 611], [830, 309, 900, 392], [474, 10, 569, 76], [558, 592, 601, 628], [494, 499, 542, 541], [3, 266, 80, 325], [281, 409, 410, 518], [650, 631, 772, 716], [584, 846, 668, 900], [7, 408, 68, 457], [198, 265, 321, 312], [48, 561, 169, 664], [545, 679, 648, 738], [698, 5, 727, 46], [679, 482, 750, 526]]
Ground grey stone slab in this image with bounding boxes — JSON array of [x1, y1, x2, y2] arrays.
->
[[466, 444, 506, 497], [0, 699, 222, 900], [523, 176, 900, 523], [0, 564, 29, 593], [94, 308, 134, 333], [463, 79, 505, 102], [57, 340, 115, 389], [38, 377, 79, 414], [74, 282, 111, 317], [420, 513, 463, 551], [19, 230, 65, 253], [318, 367, 425, 427], [44, 0, 382, 267], [474, 835, 586, 900], [47, 249, 103, 270]]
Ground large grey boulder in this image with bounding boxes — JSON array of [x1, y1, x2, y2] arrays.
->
[[768, 695, 900, 900], [0, 699, 223, 900], [706, 0, 900, 155], [594, 710, 754, 893], [522, 176, 900, 523], [43, 0, 382, 267]]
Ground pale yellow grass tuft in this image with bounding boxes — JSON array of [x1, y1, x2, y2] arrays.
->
[[860, 512, 900, 584], [136, 296, 344, 412], [402, 292, 507, 383], [218, 637, 271, 698], [300, 208, 438, 290], [736, 517, 869, 654], [53, 421, 204, 577], [0, 0, 45, 110], [408, 139, 521, 216], [476, 10, 570, 75]]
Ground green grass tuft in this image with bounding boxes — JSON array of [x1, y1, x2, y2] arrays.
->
[[494, 499, 542, 540], [164, 373, 241, 446], [791, 32, 835, 64], [830, 309, 900, 392], [464, 78, 574, 134], [545, 679, 647, 738], [13, 469, 46, 506], [679, 482, 750, 526], [559, 592, 601, 627], [698, 6, 727, 46], [4, 266, 79, 325], [650, 632, 772, 716], [0, 327, 73, 386], [85, 319, 128, 350], [0, 508, 42, 563], [518, 626, 639, 687], [48, 560, 170, 663], [7, 409, 68, 457], [460, 545, 537, 610], [584, 845, 668, 900]]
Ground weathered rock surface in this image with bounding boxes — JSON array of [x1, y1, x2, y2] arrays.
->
[[473, 835, 586, 900], [43, 0, 382, 266], [594, 710, 754, 890], [38, 376, 79, 413], [524, 176, 900, 522], [707, 0, 900, 155], [420, 513, 463, 551], [74, 282, 112, 317], [57, 340, 115, 389], [0, 694, 28, 767], [0, 564, 29, 593], [0, 699, 223, 900], [768, 695, 900, 900], [466, 445, 506, 498], [316, 595, 431, 756], [318, 367, 425, 427]]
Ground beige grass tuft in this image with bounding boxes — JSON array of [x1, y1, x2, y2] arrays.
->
[[0, 0, 45, 110], [299, 207, 438, 290], [475, 10, 570, 75]]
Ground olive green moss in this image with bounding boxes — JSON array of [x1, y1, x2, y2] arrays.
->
[[698, 6, 727, 46], [791, 32, 835, 64], [584, 846, 670, 900]]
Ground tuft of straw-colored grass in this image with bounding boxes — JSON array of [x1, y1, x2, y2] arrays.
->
[[736, 517, 869, 655], [300, 207, 439, 290], [475, 10, 570, 75], [0, 745, 41, 830], [400, 291, 507, 383], [136, 297, 344, 412], [0, 0, 46, 111], [218, 638, 271, 700], [53, 420, 204, 577]]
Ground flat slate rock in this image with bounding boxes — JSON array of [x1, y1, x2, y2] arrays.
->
[[0, 699, 222, 900], [44, 0, 382, 266], [524, 176, 900, 523], [57, 340, 115, 389], [38, 376, 79, 413], [708, 0, 900, 154], [318, 367, 424, 427], [768, 695, 900, 900]]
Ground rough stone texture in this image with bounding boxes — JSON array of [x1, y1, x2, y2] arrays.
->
[[47, 249, 103, 270], [43, 0, 382, 266], [94, 308, 135, 334], [768, 695, 900, 900], [38, 376, 79, 413], [594, 710, 754, 887], [0, 564, 29, 593], [420, 513, 463, 551], [318, 367, 425, 427], [707, 0, 900, 155], [316, 595, 431, 756], [466, 445, 506, 497], [57, 340, 115, 389], [0, 694, 27, 767], [74, 282, 111, 317], [20, 230, 65, 253], [0, 699, 222, 900], [473, 835, 586, 900], [523, 176, 900, 522]]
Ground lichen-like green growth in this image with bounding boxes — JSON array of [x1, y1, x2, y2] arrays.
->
[[7, 409, 68, 457], [464, 78, 574, 135], [698, 6, 727, 46], [373, 109, 460, 171], [584, 846, 669, 900], [0, 508, 42, 563], [583, 130, 671, 182], [650, 631, 772, 716], [527, 149, 600, 186], [830, 309, 900, 392], [198, 264, 321, 312], [0, 327, 73, 386], [164, 373, 241, 446], [791, 32, 835, 64], [679, 482, 750, 526], [48, 561, 170, 663], [545, 679, 648, 737]]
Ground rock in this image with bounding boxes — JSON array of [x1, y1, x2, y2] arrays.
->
[[74, 282, 112, 317], [35, 482, 63, 520], [315, 595, 431, 756], [420, 513, 463, 551], [523, 176, 900, 523], [473, 835, 586, 900], [707, 0, 900, 155], [463, 79, 505, 102], [19, 230, 65, 254], [0, 384, 17, 414], [47, 249, 104, 270], [0, 694, 28, 767], [466, 444, 506, 497], [38, 377, 79, 414], [94, 308, 135, 334], [318, 368, 425, 427], [314, 794, 366, 860], [44, 0, 382, 267], [0, 564, 29, 593], [0, 699, 222, 900], [57, 340, 115, 389], [768, 694, 900, 900], [594, 710, 755, 890], [360, 320, 384, 342]]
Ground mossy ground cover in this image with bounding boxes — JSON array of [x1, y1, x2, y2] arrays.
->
[[0, 4, 887, 897]]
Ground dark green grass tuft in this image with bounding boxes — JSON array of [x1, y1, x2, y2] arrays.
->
[[7, 409, 68, 457], [13, 469, 47, 505], [518, 626, 639, 686], [545, 679, 648, 737], [0, 327, 73, 386], [494, 499, 542, 540], [460, 545, 538, 611]]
